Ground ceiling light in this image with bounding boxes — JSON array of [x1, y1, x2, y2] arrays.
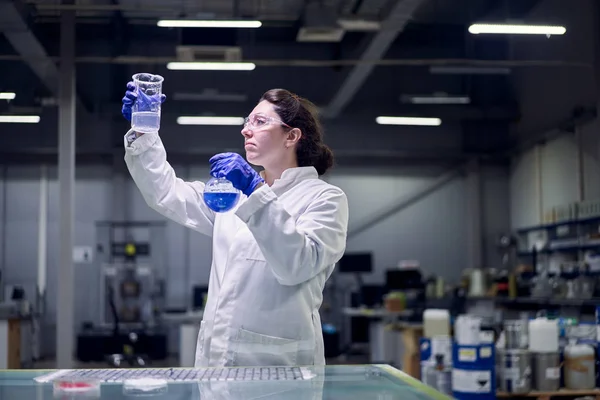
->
[[376, 116, 441, 126], [403, 95, 471, 105], [0, 92, 16, 100], [167, 62, 256, 71], [468, 23, 566, 35], [157, 20, 262, 28], [177, 116, 245, 126], [337, 19, 381, 31], [429, 66, 511, 75], [0, 115, 40, 123]]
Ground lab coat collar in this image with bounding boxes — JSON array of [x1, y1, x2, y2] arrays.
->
[[259, 167, 318, 188]]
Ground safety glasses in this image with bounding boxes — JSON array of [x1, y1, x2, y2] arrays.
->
[[243, 113, 292, 130]]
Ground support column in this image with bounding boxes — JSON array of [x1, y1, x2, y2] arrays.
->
[[575, 127, 585, 202], [37, 165, 48, 315], [0, 166, 5, 302], [56, 6, 76, 369], [112, 150, 128, 223], [466, 159, 483, 270]]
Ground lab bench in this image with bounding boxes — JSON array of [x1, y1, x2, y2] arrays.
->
[[0, 364, 451, 400]]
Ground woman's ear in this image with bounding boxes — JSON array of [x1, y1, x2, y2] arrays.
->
[[285, 128, 302, 148]]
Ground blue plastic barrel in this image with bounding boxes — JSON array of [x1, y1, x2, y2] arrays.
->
[[451, 343, 496, 400]]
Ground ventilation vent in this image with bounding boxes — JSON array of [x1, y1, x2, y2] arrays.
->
[[175, 46, 242, 62], [296, 3, 344, 42]]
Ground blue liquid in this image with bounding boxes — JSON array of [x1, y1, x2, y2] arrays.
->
[[132, 111, 161, 133], [203, 192, 240, 213]]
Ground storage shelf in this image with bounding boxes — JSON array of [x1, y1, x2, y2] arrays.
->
[[517, 242, 600, 256], [464, 296, 600, 308], [497, 389, 600, 398], [516, 216, 600, 234]]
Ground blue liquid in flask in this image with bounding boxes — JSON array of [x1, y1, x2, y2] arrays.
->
[[203, 178, 241, 212], [203, 192, 240, 212]]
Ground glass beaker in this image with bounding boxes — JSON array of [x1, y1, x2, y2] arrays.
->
[[131, 73, 164, 133], [203, 177, 241, 213]]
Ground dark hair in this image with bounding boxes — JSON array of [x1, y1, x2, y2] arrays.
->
[[259, 88, 334, 176]]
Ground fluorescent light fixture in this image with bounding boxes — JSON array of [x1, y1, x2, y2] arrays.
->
[[337, 18, 381, 31], [157, 19, 262, 28], [429, 66, 511, 75], [468, 23, 566, 35], [376, 116, 441, 126], [403, 95, 471, 105], [0, 115, 40, 123], [0, 92, 16, 100], [177, 116, 245, 126], [167, 62, 256, 71]]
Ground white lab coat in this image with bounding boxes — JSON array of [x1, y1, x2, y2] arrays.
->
[[123, 130, 349, 367]]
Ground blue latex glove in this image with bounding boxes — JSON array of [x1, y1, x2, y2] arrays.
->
[[121, 81, 166, 121], [209, 153, 264, 197]]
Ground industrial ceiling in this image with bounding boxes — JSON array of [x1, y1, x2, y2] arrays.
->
[[0, 0, 592, 165]]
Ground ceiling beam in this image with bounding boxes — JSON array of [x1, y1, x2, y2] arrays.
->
[[0, 0, 90, 113], [323, 0, 429, 118]]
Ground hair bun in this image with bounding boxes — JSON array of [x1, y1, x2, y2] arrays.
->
[[315, 144, 334, 175]]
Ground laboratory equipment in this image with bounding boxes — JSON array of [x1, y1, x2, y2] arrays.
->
[[203, 177, 241, 212], [131, 73, 164, 133], [498, 349, 532, 394], [452, 342, 495, 400], [337, 252, 373, 273], [35, 367, 315, 383], [423, 309, 451, 338], [6, 364, 452, 400], [454, 315, 481, 346], [192, 285, 209, 310], [76, 221, 168, 364], [123, 378, 168, 396], [564, 342, 596, 389], [504, 320, 528, 349], [528, 317, 559, 353], [53, 378, 101, 397], [532, 352, 560, 391]]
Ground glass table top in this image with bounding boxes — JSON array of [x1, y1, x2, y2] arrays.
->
[[0, 364, 451, 400]]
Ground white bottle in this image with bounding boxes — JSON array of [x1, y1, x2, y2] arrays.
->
[[528, 317, 559, 352], [423, 309, 450, 338]]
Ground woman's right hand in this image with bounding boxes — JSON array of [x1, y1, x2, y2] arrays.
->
[[121, 81, 166, 122]]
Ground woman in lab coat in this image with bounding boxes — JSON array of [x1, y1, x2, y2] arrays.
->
[[121, 86, 349, 367]]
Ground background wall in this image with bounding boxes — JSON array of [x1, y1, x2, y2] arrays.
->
[[509, 121, 600, 230], [507, 0, 600, 230], [0, 158, 510, 356], [2, 0, 599, 361]]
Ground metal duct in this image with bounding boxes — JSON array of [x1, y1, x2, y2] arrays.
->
[[0, 0, 87, 112], [0, 0, 60, 95], [324, 0, 429, 118]]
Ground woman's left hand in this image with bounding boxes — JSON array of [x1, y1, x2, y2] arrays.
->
[[209, 153, 264, 197]]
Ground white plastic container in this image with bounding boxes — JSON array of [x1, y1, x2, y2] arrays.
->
[[564, 343, 596, 390], [454, 314, 481, 345], [528, 317, 559, 352], [423, 309, 450, 338]]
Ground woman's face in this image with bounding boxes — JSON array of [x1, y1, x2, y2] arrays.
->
[[241, 100, 291, 167]]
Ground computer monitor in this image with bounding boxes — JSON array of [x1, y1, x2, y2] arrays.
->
[[338, 252, 373, 273], [192, 285, 209, 310], [386, 269, 423, 291]]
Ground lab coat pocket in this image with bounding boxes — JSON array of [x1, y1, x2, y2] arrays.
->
[[245, 244, 266, 262], [227, 327, 299, 367]]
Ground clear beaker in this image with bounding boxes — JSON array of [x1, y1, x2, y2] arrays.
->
[[203, 178, 241, 213], [131, 73, 164, 133]]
